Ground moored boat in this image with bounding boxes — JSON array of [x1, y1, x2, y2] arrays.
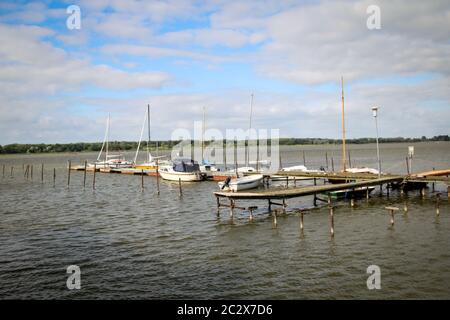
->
[[158, 158, 204, 182], [218, 174, 264, 192]]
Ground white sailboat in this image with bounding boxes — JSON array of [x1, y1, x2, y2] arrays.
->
[[133, 104, 171, 170], [90, 114, 132, 169]]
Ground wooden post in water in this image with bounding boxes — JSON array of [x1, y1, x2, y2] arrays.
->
[[2, 164, 5, 178], [348, 150, 352, 168], [421, 187, 426, 198], [248, 206, 257, 221], [30, 165, 33, 180], [313, 178, 317, 206], [285, 176, 289, 188], [406, 157, 410, 175], [299, 211, 304, 231], [141, 169, 144, 191], [329, 206, 334, 237], [10, 166, 14, 177], [53, 168, 56, 187], [230, 199, 234, 218], [25, 165, 29, 180], [331, 157, 335, 172], [178, 178, 182, 197], [67, 161, 71, 187], [83, 161, 87, 188], [93, 163, 97, 190], [41, 163, 44, 183], [403, 201, 408, 212], [436, 193, 440, 216], [273, 210, 277, 228], [156, 160, 160, 195], [302, 150, 306, 166], [325, 152, 329, 171], [350, 196, 355, 207], [385, 206, 399, 226]]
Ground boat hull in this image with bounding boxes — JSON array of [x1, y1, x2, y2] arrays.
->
[[159, 170, 203, 182], [218, 175, 263, 192]]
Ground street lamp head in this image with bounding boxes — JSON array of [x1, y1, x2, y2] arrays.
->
[[372, 106, 379, 117]]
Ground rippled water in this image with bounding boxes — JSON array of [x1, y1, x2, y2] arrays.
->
[[0, 142, 449, 299]]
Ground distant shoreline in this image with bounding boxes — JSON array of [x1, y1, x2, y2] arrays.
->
[[1, 136, 449, 155]]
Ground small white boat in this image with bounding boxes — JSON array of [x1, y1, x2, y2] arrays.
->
[[218, 174, 263, 192], [158, 158, 204, 182], [345, 167, 380, 175], [228, 166, 258, 174]]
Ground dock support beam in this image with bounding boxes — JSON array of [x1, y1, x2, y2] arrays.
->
[[329, 206, 334, 237]]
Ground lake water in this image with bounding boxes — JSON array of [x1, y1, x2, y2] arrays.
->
[[0, 142, 449, 299]]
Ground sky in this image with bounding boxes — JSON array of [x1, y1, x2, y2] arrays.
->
[[0, 0, 449, 144]]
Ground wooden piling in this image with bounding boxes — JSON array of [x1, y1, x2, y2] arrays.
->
[[325, 152, 329, 171], [403, 202, 408, 212], [285, 176, 289, 188], [156, 163, 160, 196], [248, 206, 257, 221], [421, 187, 426, 198], [93, 163, 97, 190], [299, 211, 304, 231], [2, 164, 5, 178], [406, 157, 410, 175], [41, 163, 44, 183], [313, 178, 317, 206], [436, 193, 440, 216], [302, 150, 306, 166], [67, 161, 71, 187], [329, 206, 334, 237], [141, 169, 144, 191], [83, 161, 87, 188], [230, 199, 234, 218], [273, 210, 277, 228], [350, 197, 355, 207], [10, 166, 14, 177], [30, 165, 33, 180], [331, 157, 335, 172], [385, 206, 399, 226], [53, 168, 56, 187], [178, 178, 182, 197]]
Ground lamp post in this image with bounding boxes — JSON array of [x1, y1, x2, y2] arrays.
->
[[372, 107, 381, 177]]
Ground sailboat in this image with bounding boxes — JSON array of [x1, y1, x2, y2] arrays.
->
[[133, 104, 171, 171], [90, 114, 133, 169], [199, 106, 219, 178], [325, 77, 375, 197]]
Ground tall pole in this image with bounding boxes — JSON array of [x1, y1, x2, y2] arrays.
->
[[147, 104, 151, 163], [202, 106, 205, 164], [247, 93, 254, 167], [372, 107, 381, 178], [105, 113, 110, 162], [341, 77, 347, 172]]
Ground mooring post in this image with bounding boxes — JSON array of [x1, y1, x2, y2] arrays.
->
[[331, 157, 335, 172], [273, 210, 277, 228], [10, 166, 13, 177], [403, 201, 408, 212], [178, 178, 182, 197], [230, 199, 234, 218], [303, 150, 306, 166], [248, 206, 257, 221], [282, 198, 287, 214], [329, 206, 334, 237], [300, 211, 304, 231], [268, 199, 272, 212], [93, 163, 97, 190], [350, 195, 355, 208], [286, 176, 289, 188], [156, 167, 160, 195], [2, 164, 5, 178], [325, 152, 329, 171], [386, 184, 390, 197], [436, 193, 441, 216], [421, 187, 426, 198], [41, 163, 44, 183], [53, 168, 56, 187], [67, 161, 71, 187], [30, 165, 33, 180], [328, 194, 331, 205], [25, 165, 29, 180], [366, 187, 369, 200], [83, 161, 87, 188], [294, 177, 296, 187], [385, 206, 399, 226], [406, 157, 410, 175], [313, 178, 318, 206], [141, 169, 144, 191], [216, 196, 221, 216], [379, 184, 382, 197]]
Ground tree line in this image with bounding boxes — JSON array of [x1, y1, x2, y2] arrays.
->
[[0, 135, 448, 154]]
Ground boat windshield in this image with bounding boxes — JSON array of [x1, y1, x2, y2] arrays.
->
[[173, 159, 200, 172]]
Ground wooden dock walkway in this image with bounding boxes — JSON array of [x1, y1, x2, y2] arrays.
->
[[214, 176, 403, 200]]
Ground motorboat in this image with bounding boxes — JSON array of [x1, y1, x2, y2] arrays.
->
[[158, 158, 204, 182], [218, 174, 263, 192]]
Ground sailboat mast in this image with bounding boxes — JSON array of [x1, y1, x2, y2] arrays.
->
[[147, 104, 151, 163], [202, 106, 205, 164], [341, 77, 347, 171], [105, 113, 110, 162], [247, 93, 254, 167]]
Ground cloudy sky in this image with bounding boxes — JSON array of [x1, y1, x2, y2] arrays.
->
[[0, 0, 449, 144]]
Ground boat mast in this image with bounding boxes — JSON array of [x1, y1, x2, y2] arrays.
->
[[247, 93, 254, 167], [202, 106, 206, 164], [105, 113, 110, 162], [341, 77, 347, 171], [134, 106, 147, 164], [97, 115, 109, 161], [147, 104, 151, 163]]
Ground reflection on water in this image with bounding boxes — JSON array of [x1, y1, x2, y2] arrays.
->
[[0, 142, 449, 299]]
